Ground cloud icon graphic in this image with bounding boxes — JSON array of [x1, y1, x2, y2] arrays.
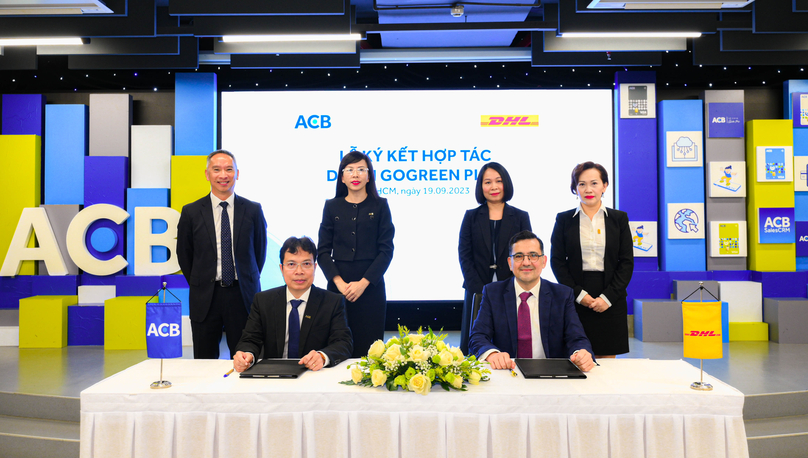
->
[[675, 136, 694, 147]]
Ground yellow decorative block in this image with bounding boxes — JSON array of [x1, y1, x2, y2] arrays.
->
[[728, 322, 769, 341], [745, 120, 796, 272], [105, 296, 150, 350], [170, 155, 209, 213], [0, 135, 41, 275], [19, 295, 76, 348]]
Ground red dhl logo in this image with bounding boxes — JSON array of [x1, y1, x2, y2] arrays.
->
[[685, 331, 721, 337], [480, 115, 538, 127]]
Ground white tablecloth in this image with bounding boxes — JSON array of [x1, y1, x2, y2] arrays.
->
[[80, 358, 749, 458]]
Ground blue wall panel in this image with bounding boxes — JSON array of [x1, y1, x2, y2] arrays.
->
[[2, 94, 45, 135], [615, 72, 658, 272], [84, 156, 128, 276], [175, 73, 217, 156], [45, 105, 88, 205], [658, 100, 706, 271], [125, 188, 170, 275]]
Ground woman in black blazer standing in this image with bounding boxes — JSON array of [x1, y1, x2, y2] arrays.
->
[[458, 162, 531, 354], [550, 162, 634, 358], [318, 151, 394, 358]]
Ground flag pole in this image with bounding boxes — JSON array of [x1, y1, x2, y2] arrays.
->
[[150, 282, 173, 389], [690, 282, 713, 391]]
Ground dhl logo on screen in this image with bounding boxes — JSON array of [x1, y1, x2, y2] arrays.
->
[[480, 115, 538, 127]]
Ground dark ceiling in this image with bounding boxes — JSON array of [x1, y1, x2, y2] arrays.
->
[[2, 0, 808, 93]]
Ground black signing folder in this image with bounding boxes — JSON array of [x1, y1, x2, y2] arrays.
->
[[239, 359, 308, 378], [515, 358, 587, 379]]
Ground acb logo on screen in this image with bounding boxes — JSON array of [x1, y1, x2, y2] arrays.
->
[[295, 115, 332, 129], [758, 207, 795, 244]]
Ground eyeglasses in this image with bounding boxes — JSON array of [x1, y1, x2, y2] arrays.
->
[[283, 261, 315, 270], [510, 252, 544, 263], [342, 167, 369, 175]]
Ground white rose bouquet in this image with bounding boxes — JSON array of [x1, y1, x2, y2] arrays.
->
[[341, 326, 490, 395]]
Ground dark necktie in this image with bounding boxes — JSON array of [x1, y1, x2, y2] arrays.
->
[[288, 299, 303, 358], [517, 291, 533, 358], [220, 202, 234, 286]]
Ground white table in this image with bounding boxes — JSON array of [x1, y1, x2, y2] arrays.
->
[[80, 358, 749, 458]]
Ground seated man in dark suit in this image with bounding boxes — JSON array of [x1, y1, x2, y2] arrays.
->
[[469, 230, 595, 372], [233, 236, 353, 372]]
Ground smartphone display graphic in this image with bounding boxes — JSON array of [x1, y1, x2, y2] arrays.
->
[[628, 85, 648, 117], [764, 148, 786, 180], [800, 94, 808, 126], [718, 223, 740, 255]]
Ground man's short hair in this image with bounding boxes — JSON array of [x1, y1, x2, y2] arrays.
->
[[279, 236, 317, 263], [508, 230, 544, 255], [207, 149, 237, 169]]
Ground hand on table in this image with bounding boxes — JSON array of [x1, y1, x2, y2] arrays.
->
[[570, 349, 595, 372], [299, 350, 326, 371], [486, 351, 516, 370], [233, 351, 254, 373]]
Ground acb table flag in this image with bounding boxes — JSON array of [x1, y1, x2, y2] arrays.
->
[[146, 302, 182, 359], [682, 301, 723, 359]]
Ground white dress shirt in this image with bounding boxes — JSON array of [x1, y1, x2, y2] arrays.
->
[[481, 278, 546, 361], [573, 203, 611, 308], [209, 192, 237, 282]]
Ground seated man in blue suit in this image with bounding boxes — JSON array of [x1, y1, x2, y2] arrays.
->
[[233, 236, 353, 372], [469, 230, 595, 372]]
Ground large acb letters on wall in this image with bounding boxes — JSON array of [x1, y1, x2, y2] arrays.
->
[[0, 208, 68, 276], [134, 207, 180, 276]]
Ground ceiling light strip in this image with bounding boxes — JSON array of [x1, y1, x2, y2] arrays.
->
[[0, 37, 84, 46], [560, 32, 702, 38], [222, 34, 362, 43]]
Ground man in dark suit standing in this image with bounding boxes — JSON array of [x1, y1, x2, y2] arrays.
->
[[469, 230, 595, 372], [176, 150, 267, 359], [233, 236, 352, 372]]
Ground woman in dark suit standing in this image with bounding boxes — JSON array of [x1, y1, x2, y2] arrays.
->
[[318, 151, 394, 358], [550, 162, 634, 358], [458, 162, 531, 354]]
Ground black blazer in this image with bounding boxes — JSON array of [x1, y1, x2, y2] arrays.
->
[[235, 285, 353, 367], [458, 203, 531, 294], [317, 195, 395, 286], [176, 193, 267, 322], [549, 207, 634, 307]]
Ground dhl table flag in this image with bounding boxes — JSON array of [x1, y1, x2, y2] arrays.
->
[[682, 301, 723, 359]]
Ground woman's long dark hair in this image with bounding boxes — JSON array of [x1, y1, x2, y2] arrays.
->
[[334, 150, 379, 198]]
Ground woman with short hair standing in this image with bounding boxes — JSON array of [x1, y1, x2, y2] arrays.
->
[[550, 161, 634, 358]]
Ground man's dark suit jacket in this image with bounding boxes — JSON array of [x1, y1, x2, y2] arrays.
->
[[469, 278, 593, 360], [549, 207, 634, 308], [458, 203, 531, 294], [236, 285, 353, 366], [176, 193, 267, 322]]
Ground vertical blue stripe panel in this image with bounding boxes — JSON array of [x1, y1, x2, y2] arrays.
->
[[615, 72, 658, 272], [126, 188, 170, 275], [45, 105, 88, 205], [658, 100, 706, 271], [2, 94, 45, 135], [175, 73, 217, 156], [793, 129, 808, 156]]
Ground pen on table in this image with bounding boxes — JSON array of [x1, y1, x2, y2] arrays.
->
[[510, 368, 518, 377], [223, 368, 234, 378]]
